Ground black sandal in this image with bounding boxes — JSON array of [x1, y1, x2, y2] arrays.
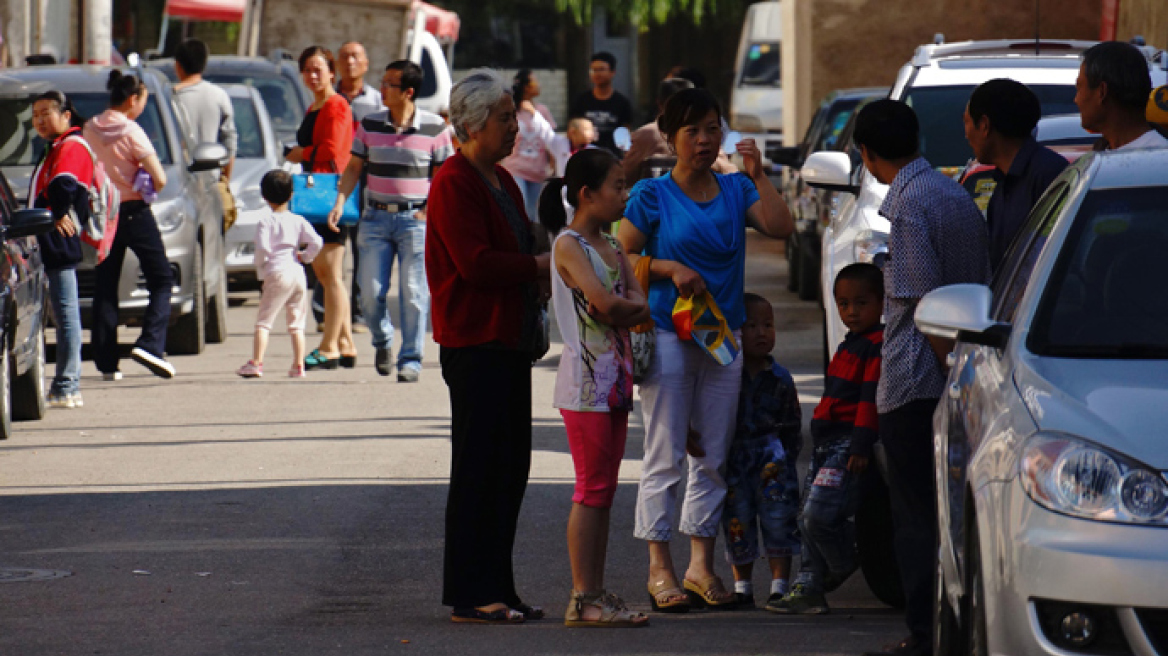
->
[[339, 354, 357, 368], [512, 603, 544, 620], [451, 607, 525, 624]]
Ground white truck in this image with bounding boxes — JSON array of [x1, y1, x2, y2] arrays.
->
[[730, 1, 783, 162]]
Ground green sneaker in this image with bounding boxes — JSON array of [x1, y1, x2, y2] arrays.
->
[[765, 584, 829, 615]]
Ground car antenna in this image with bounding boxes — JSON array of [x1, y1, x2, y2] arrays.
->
[[1034, 0, 1041, 55]]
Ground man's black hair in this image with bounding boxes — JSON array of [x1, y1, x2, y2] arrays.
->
[[1082, 41, 1152, 112], [656, 77, 694, 114], [834, 263, 884, 299], [670, 66, 707, 89], [174, 39, 209, 76], [853, 99, 919, 161], [591, 52, 617, 71], [261, 169, 294, 206], [386, 60, 424, 98], [968, 79, 1042, 140]]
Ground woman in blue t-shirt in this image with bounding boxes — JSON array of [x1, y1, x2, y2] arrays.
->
[[617, 88, 794, 612]]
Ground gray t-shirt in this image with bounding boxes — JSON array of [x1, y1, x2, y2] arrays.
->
[[172, 79, 238, 158]]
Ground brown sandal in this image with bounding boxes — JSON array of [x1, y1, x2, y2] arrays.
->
[[684, 576, 738, 610], [565, 591, 649, 628], [648, 579, 690, 613]]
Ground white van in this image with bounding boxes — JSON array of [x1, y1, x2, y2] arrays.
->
[[730, 1, 783, 157]]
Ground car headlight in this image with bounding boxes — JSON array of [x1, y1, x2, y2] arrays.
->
[[153, 198, 186, 233], [853, 229, 888, 268], [1021, 433, 1168, 524]]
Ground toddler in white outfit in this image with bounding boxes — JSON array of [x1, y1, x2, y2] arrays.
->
[[236, 170, 324, 378]]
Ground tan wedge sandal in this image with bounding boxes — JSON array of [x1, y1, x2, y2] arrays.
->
[[565, 591, 650, 628]]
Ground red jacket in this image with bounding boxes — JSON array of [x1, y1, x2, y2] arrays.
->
[[426, 152, 540, 348], [306, 94, 353, 173]]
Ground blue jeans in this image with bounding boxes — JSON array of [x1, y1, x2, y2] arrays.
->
[[47, 267, 82, 395], [794, 438, 861, 593], [721, 435, 801, 565], [515, 178, 543, 222], [356, 208, 428, 371]]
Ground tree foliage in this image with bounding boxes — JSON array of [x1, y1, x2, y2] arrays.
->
[[554, 0, 726, 26]]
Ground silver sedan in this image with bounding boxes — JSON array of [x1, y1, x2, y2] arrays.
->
[[916, 147, 1168, 656]]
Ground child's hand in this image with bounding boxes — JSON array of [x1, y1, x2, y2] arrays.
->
[[686, 428, 706, 458], [847, 455, 869, 475]]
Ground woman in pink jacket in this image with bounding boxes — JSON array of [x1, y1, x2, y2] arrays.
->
[[501, 69, 557, 221]]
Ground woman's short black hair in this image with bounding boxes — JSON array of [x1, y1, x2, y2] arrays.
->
[[537, 148, 621, 235], [33, 89, 85, 128], [853, 99, 918, 161], [261, 169, 294, 206], [834, 262, 885, 299], [656, 88, 722, 143], [107, 70, 146, 108], [298, 45, 335, 75], [512, 69, 534, 104], [968, 79, 1042, 140]]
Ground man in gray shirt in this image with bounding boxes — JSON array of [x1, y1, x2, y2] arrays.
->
[[172, 38, 238, 229]]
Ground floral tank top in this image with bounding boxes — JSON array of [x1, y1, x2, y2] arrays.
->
[[550, 230, 635, 412]]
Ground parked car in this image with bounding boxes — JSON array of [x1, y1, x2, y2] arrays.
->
[[0, 64, 231, 355], [150, 53, 311, 147], [219, 83, 284, 290], [774, 87, 886, 301], [918, 147, 1168, 656], [806, 38, 1168, 358], [0, 171, 57, 437]]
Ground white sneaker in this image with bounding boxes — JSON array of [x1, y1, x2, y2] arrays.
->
[[102, 371, 123, 381], [67, 393, 84, 408], [131, 347, 175, 379]]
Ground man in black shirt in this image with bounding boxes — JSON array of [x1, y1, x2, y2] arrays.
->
[[963, 79, 1068, 275], [570, 52, 633, 156]]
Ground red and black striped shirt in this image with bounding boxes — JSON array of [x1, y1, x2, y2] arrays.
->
[[811, 324, 883, 456]]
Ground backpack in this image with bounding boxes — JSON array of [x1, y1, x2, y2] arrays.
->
[[63, 135, 120, 263]]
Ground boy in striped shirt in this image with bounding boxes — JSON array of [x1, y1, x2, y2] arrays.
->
[[771, 263, 884, 615]]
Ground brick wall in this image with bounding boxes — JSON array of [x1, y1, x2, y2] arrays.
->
[[453, 68, 570, 129], [1118, 1, 1168, 48], [258, 0, 410, 82]]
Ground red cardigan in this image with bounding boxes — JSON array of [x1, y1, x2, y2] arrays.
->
[[306, 93, 353, 173], [426, 152, 540, 348]]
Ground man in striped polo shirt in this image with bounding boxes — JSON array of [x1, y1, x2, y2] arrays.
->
[[329, 60, 455, 381]]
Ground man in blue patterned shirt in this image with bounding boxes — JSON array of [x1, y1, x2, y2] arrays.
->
[[854, 99, 990, 656]]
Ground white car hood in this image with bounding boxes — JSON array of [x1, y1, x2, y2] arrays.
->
[[1015, 355, 1168, 469]]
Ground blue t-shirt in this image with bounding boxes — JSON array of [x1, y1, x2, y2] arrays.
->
[[624, 172, 760, 332]]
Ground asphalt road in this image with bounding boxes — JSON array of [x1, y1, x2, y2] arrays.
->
[[0, 232, 905, 655]]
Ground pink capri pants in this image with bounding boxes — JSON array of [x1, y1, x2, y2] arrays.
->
[[255, 268, 308, 332], [561, 409, 630, 508]]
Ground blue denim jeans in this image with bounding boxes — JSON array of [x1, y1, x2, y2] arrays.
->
[[721, 435, 802, 565], [794, 438, 861, 593], [356, 208, 428, 371], [47, 267, 82, 395], [515, 178, 543, 221]]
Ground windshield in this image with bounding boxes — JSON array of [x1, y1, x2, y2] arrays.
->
[[1029, 187, 1168, 358], [230, 96, 266, 159], [206, 73, 305, 137], [0, 94, 173, 167], [902, 84, 1077, 169], [739, 42, 780, 87]]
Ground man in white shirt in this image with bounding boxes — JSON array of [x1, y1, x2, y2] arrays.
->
[[1075, 41, 1168, 150]]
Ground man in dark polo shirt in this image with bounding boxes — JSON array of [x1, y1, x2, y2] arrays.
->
[[569, 52, 633, 156], [854, 100, 990, 656], [964, 78, 1068, 275]]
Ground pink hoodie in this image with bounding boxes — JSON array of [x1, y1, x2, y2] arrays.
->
[[83, 109, 157, 201]]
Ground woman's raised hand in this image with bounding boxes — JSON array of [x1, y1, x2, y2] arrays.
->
[[670, 263, 706, 299], [736, 138, 764, 181]]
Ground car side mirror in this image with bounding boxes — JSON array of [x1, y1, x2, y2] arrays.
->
[[915, 283, 1010, 348], [5, 208, 55, 239], [768, 146, 803, 168], [802, 151, 860, 195], [189, 142, 229, 172]]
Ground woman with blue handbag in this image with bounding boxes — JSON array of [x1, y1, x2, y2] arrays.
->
[[286, 45, 357, 370]]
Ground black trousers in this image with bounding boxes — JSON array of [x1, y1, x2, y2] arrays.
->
[[440, 345, 532, 608], [92, 201, 173, 373], [879, 398, 940, 643]]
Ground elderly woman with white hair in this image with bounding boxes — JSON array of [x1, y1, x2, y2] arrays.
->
[[426, 68, 551, 625]]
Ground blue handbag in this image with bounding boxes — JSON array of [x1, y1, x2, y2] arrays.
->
[[291, 173, 361, 225]]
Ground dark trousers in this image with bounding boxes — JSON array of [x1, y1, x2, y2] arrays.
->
[[878, 398, 940, 643], [440, 345, 533, 608], [92, 201, 173, 374]]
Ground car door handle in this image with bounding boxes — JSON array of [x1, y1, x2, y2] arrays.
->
[[949, 383, 962, 400]]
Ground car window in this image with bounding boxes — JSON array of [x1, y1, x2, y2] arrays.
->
[[419, 49, 439, 100], [0, 173, 15, 220], [0, 94, 173, 166], [813, 99, 861, 152], [739, 42, 780, 86], [990, 180, 1070, 323], [1029, 187, 1168, 358], [901, 84, 1077, 170], [798, 106, 829, 159], [204, 73, 304, 137], [229, 96, 265, 159]]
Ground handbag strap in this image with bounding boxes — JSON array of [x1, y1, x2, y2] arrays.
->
[[630, 255, 654, 335]]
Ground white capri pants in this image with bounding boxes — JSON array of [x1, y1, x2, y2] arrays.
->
[[255, 268, 308, 333], [635, 328, 743, 541]]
